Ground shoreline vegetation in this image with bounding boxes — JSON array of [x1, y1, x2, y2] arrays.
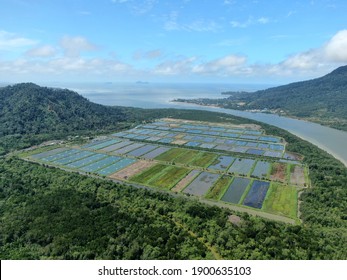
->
[[0, 83, 346, 260]]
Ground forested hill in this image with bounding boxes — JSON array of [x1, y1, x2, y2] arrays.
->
[[239, 65, 347, 117], [227, 66, 347, 129], [0, 83, 130, 136], [0, 83, 153, 154], [178, 66, 347, 130]]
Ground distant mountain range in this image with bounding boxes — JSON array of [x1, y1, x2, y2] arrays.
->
[[176, 66, 347, 131]]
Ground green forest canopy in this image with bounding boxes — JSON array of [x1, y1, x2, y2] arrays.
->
[[0, 83, 346, 259]]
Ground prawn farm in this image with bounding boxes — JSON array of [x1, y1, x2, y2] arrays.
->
[[22, 118, 308, 223]]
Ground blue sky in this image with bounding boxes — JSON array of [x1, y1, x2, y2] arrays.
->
[[0, 0, 347, 84]]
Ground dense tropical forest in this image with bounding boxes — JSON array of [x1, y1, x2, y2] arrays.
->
[[174, 65, 347, 131], [0, 83, 346, 259], [0, 83, 149, 154]]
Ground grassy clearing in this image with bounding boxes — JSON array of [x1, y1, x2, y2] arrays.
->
[[189, 152, 218, 168], [267, 162, 273, 178], [173, 150, 200, 165], [262, 183, 298, 218], [129, 163, 168, 184], [205, 175, 233, 200], [150, 166, 190, 189], [154, 148, 186, 162], [154, 148, 217, 168]]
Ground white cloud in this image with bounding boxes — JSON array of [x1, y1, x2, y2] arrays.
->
[[152, 54, 247, 77], [265, 29, 347, 77], [248, 50, 326, 79], [286, 10, 297, 17], [25, 45, 57, 58], [0, 33, 137, 81], [131, 0, 156, 15], [281, 49, 322, 70], [214, 38, 246, 47], [230, 16, 270, 28], [153, 57, 196, 75], [60, 36, 97, 57], [231, 29, 346, 81], [50, 57, 132, 74], [164, 11, 179, 31], [0, 56, 134, 81], [164, 11, 220, 32], [133, 49, 162, 60], [193, 55, 247, 75], [50, 57, 88, 71], [258, 17, 269, 24], [324, 29, 347, 62], [111, 0, 156, 15], [1, 30, 347, 83], [0, 30, 37, 50], [230, 20, 250, 28], [185, 20, 220, 32]]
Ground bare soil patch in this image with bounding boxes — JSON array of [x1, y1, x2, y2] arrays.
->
[[285, 151, 303, 161], [228, 215, 243, 227], [270, 163, 286, 182], [163, 117, 262, 130], [171, 170, 200, 192], [174, 133, 185, 139], [171, 139, 187, 145], [110, 160, 156, 180], [290, 166, 306, 186]]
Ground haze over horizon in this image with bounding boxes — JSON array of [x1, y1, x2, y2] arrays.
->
[[1, 0, 347, 84]]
